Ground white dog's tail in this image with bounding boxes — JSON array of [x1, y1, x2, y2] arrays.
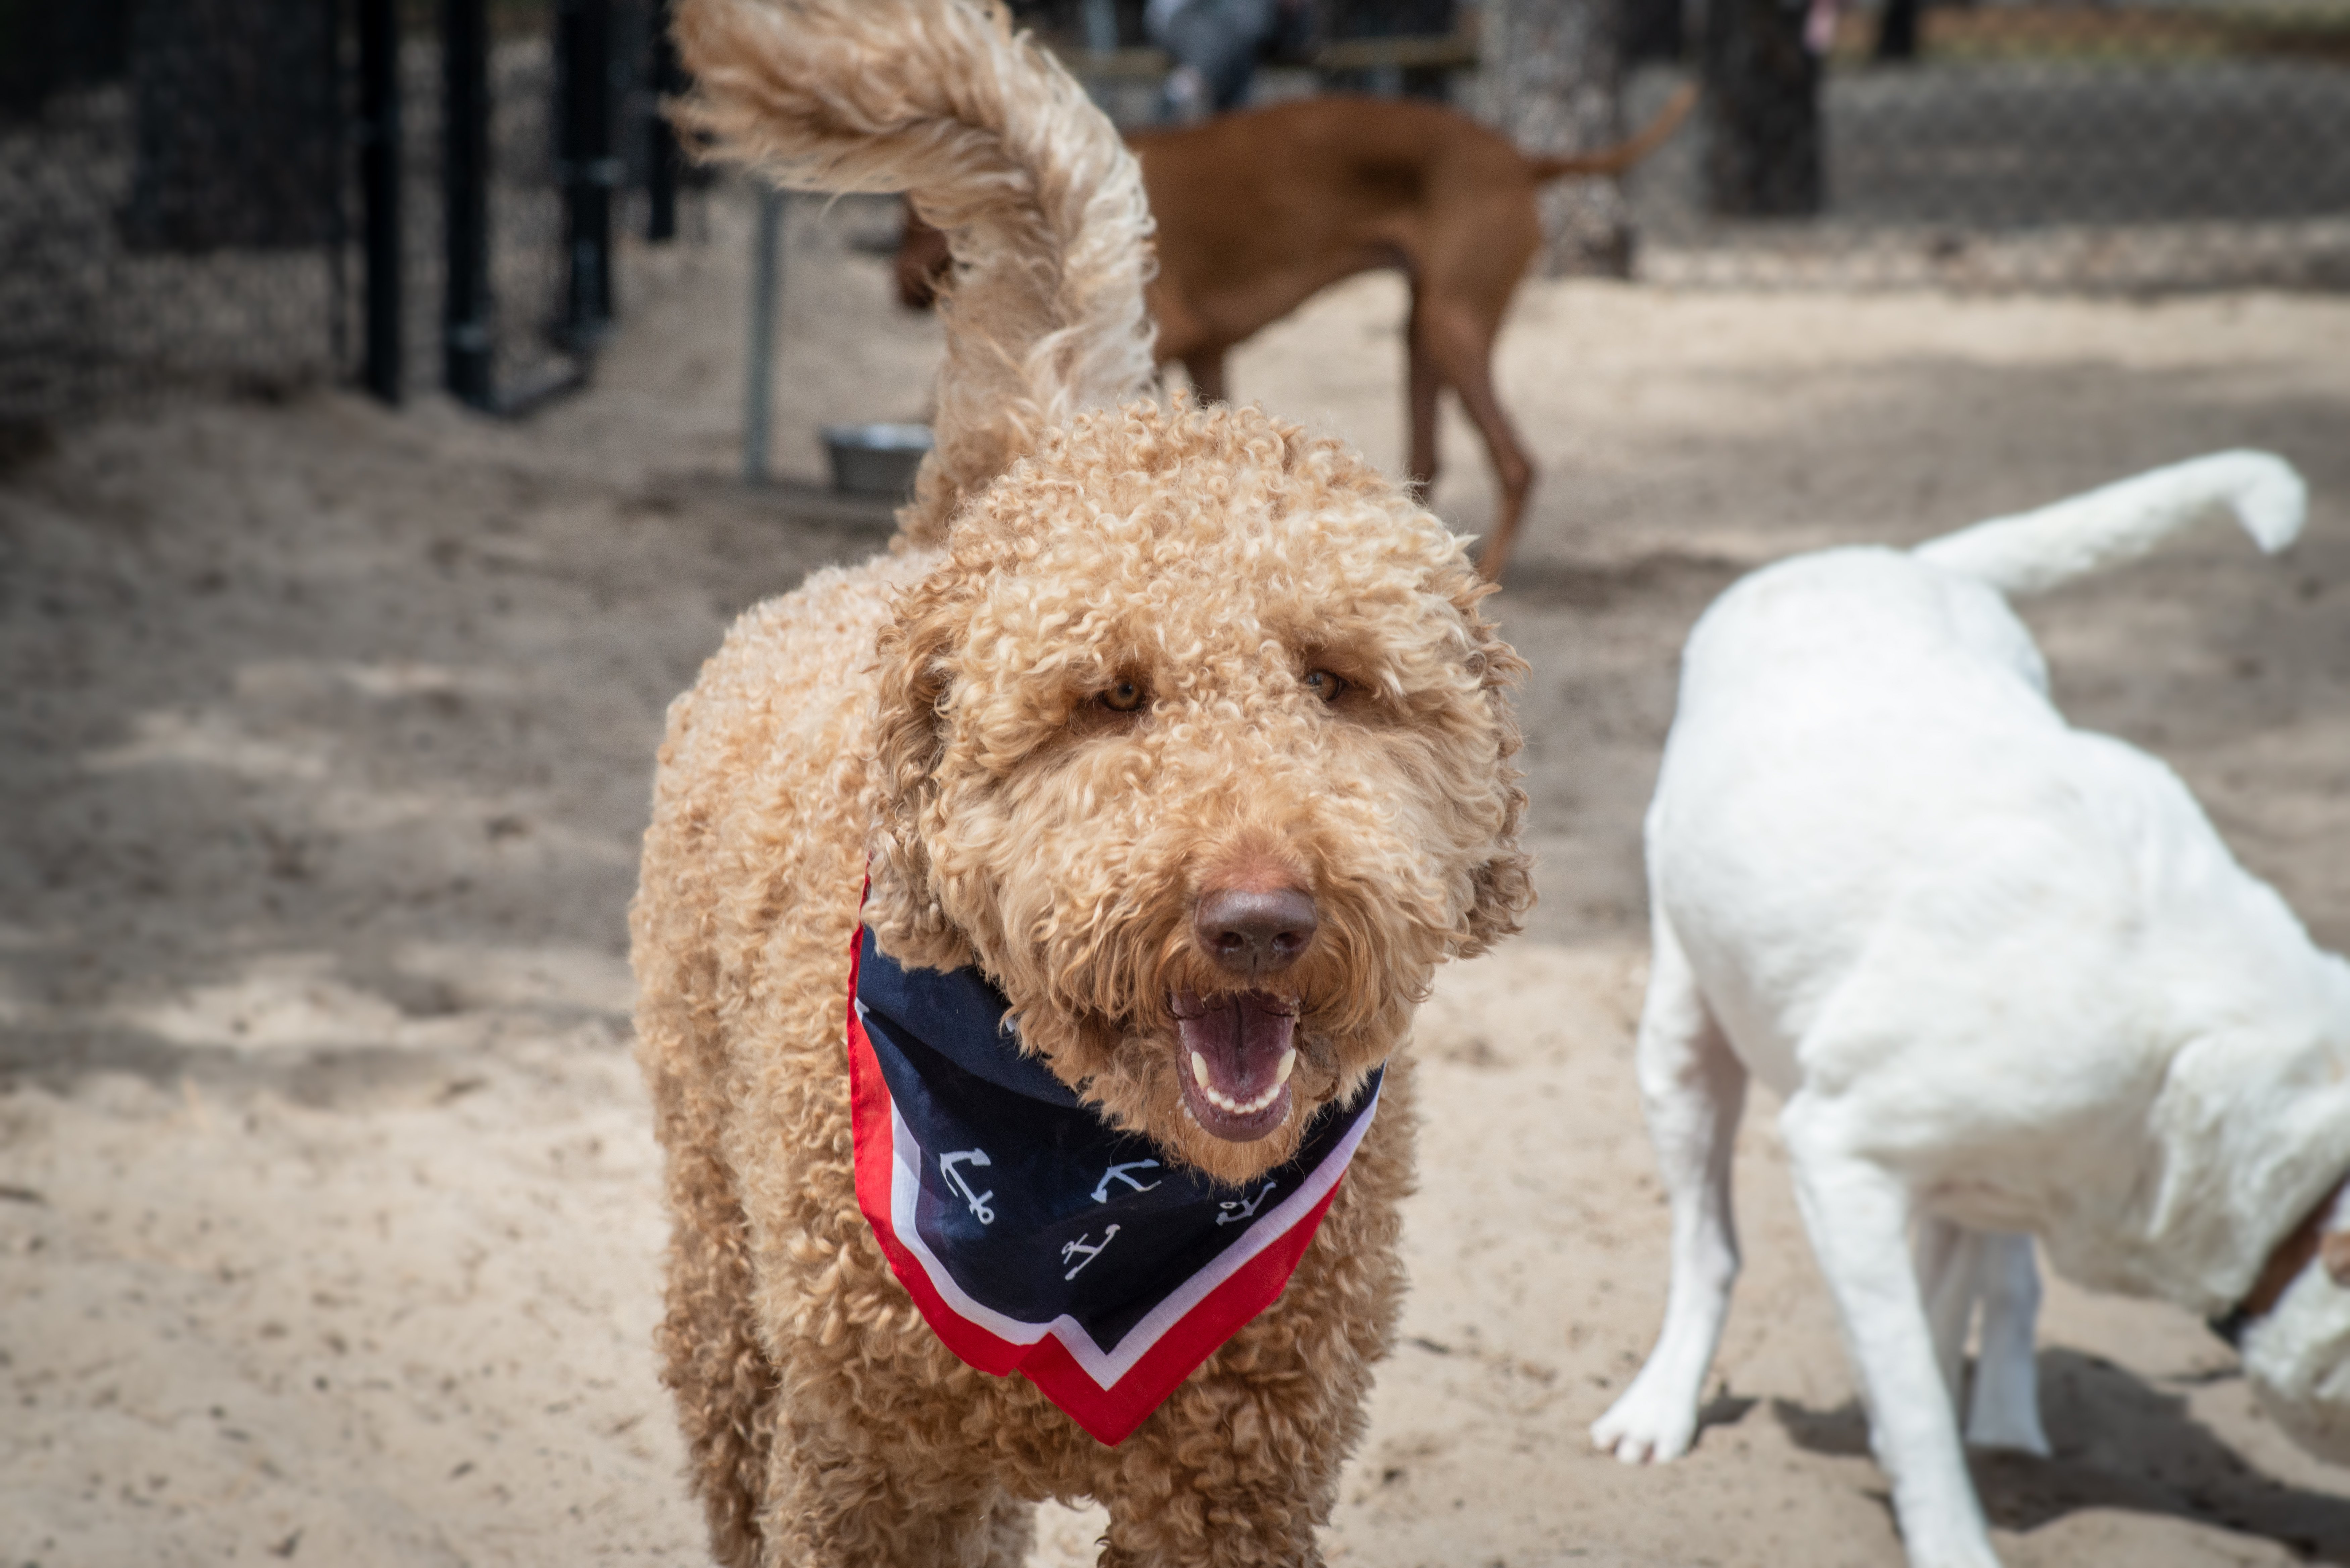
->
[[1914, 450, 2307, 598], [672, 0, 1157, 543]]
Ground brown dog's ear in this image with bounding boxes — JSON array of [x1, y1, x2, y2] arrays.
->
[[866, 580, 976, 972], [1456, 576, 1536, 957]]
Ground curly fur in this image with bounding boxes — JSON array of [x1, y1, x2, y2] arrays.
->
[[633, 3, 1532, 1563], [671, 0, 1156, 543]]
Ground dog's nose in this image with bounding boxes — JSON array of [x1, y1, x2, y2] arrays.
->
[[1194, 886, 1319, 977]]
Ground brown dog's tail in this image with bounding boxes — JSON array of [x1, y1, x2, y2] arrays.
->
[[673, 0, 1157, 544], [1521, 81, 1699, 183]]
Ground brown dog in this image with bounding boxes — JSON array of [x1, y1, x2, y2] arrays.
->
[[899, 85, 1696, 578]]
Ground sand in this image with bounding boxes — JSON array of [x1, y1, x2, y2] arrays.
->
[[5, 187, 2349, 1567]]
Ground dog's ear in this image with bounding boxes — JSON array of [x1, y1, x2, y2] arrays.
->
[[1455, 576, 1536, 957], [1462, 839, 1535, 957], [866, 578, 976, 972]]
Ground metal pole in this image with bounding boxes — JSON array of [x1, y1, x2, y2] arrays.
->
[[742, 186, 785, 485], [647, 0, 683, 243], [326, 0, 349, 382], [1081, 0, 1118, 53], [359, 0, 403, 403], [443, 0, 495, 407], [558, 0, 618, 348]]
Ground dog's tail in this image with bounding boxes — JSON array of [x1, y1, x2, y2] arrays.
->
[[1523, 82, 1699, 183], [672, 0, 1157, 544], [1914, 450, 2307, 598]]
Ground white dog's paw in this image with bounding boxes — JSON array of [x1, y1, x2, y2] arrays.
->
[[1964, 1406, 2051, 1459], [1904, 1540, 2007, 1568], [1589, 1377, 1698, 1464]]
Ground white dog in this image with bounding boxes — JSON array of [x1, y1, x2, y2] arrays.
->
[[1590, 451, 2350, 1567]]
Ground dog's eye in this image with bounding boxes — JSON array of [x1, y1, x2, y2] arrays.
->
[[1098, 678, 1148, 714], [1303, 669, 1347, 704]]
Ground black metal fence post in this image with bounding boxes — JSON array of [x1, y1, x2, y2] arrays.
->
[[358, 0, 402, 404], [443, 0, 495, 408], [558, 0, 619, 348], [647, 0, 683, 243]]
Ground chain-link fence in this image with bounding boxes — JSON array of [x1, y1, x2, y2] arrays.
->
[[0, 1, 349, 423], [1029, 0, 2350, 293], [7, 0, 2342, 435], [0, 0, 683, 430], [1625, 1, 2350, 290]]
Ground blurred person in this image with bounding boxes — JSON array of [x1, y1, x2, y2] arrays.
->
[[1146, 0, 1311, 118]]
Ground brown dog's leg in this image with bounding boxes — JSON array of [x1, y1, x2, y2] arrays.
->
[[1414, 300, 1535, 580], [895, 204, 952, 309], [1184, 346, 1230, 404], [1405, 289, 1443, 494]]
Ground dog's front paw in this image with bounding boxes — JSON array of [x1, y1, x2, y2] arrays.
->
[[1589, 1375, 1698, 1464]]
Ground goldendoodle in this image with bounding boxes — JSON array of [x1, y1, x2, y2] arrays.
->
[[628, 2, 1532, 1564]]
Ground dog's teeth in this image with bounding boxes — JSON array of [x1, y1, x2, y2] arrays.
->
[[1189, 1053, 1290, 1118]]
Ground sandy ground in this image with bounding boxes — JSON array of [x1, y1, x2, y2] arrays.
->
[[6, 188, 2350, 1567]]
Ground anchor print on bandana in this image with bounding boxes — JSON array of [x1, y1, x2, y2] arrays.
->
[[1217, 1180, 1277, 1226], [1092, 1160, 1161, 1202], [1061, 1226, 1120, 1279], [940, 1148, 996, 1223]]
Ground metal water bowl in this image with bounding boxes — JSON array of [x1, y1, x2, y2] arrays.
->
[[820, 422, 933, 498]]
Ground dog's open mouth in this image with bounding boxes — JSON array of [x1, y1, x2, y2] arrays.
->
[[1168, 988, 1297, 1142]]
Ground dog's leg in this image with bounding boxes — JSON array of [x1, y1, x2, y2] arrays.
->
[[637, 990, 779, 1566], [1963, 1232, 2049, 1456], [1410, 300, 1533, 579], [653, 1170, 777, 1568], [1092, 1361, 1356, 1566], [1915, 1221, 2050, 1457], [1914, 1214, 1980, 1404], [1405, 291, 1442, 494], [982, 1493, 1039, 1567], [1592, 910, 1747, 1463], [1183, 348, 1229, 405], [760, 1427, 1029, 1568], [1781, 1100, 2000, 1568]]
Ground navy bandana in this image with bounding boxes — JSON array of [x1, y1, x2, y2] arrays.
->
[[845, 924, 1382, 1445]]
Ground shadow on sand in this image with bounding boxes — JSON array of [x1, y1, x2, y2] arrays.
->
[[1770, 1348, 2350, 1561]]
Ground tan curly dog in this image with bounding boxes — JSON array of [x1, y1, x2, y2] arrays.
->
[[629, 2, 1533, 1563]]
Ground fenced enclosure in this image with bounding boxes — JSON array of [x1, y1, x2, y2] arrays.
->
[[0, 2, 350, 423], [1624, 0, 2350, 290], [1025, 0, 2350, 293], [3, 0, 2344, 434], [0, 0, 686, 429]]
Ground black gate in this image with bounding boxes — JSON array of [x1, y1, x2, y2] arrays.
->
[[0, 0, 687, 428]]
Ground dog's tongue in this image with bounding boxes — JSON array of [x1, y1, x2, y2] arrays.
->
[[1172, 990, 1297, 1136]]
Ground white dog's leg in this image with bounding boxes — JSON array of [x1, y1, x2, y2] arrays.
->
[[1914, 1215, 1981, 1405], [1782, 1100, 2001, 1568], [1916, 1220, 2051, 1457], [1963, 1231, 2049, 1456], [1591, 911, 1747, 1464]]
